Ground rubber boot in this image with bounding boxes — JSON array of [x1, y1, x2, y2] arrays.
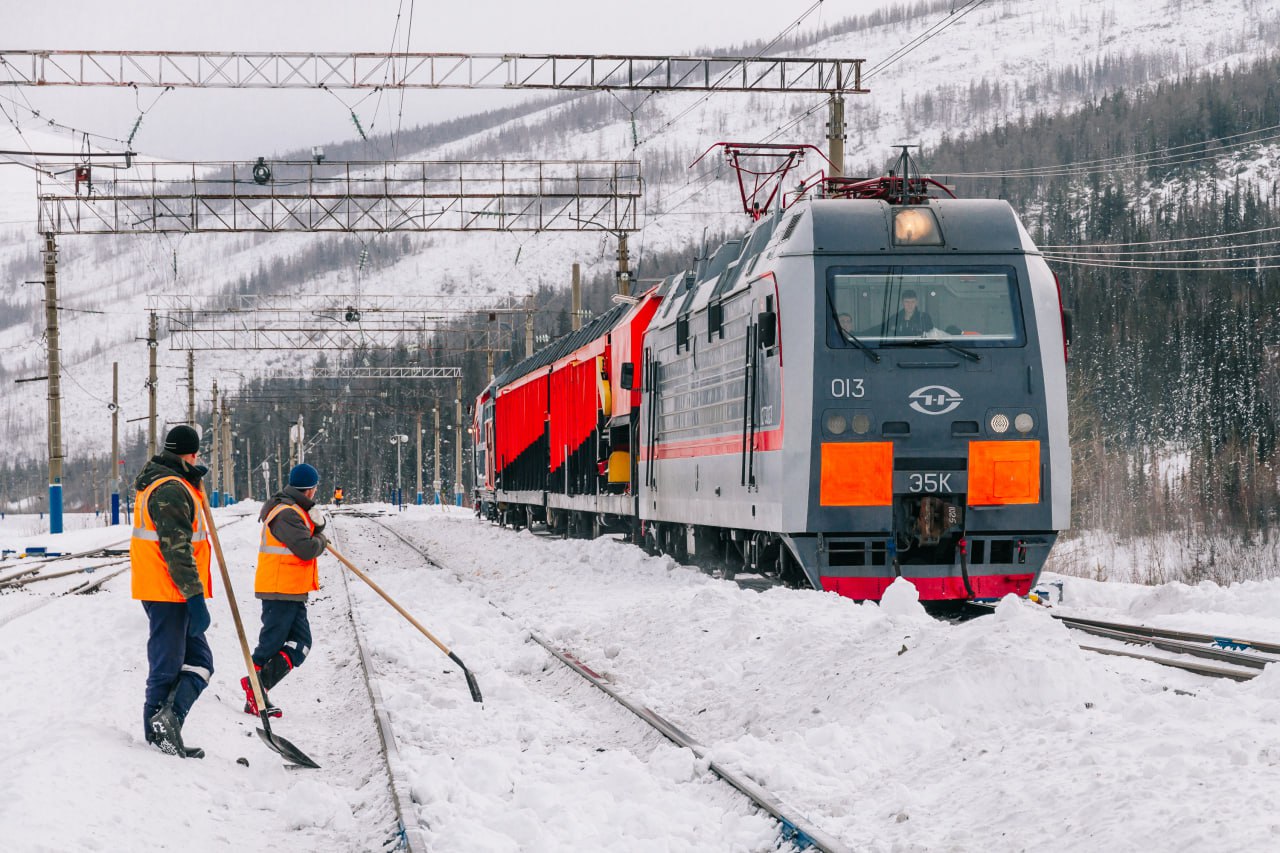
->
[[147, 703, 204, 759], [259, 652, 293, 692], [242, 663, 283, 718]]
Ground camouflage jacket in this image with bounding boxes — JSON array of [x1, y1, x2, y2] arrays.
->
[[134, 451, 207, 600]]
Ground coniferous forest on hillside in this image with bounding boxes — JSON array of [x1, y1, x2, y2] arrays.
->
[[928, 56, 1280, 577]]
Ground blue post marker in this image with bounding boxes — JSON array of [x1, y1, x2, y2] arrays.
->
[[212, 490, 221, 508], [111, 492, 120, 525], [416, 492, 423, 506], [49, 483, 63, 534]]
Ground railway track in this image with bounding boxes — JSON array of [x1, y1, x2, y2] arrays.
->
[[0, 518, 246, 629], [326, 524, 428, 853], [343, 513, 848, 853], [0, 538, 130, 584], [966, 601, 1278, 682]]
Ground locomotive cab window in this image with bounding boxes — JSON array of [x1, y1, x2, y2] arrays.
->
[[826, 266, 1025, 349]]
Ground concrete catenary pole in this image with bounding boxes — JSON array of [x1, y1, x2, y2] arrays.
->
[[415, 411, 423, 505], [525, 294, 535, 358], [186, 351, 195, 425], [616, 234, 631, 297], [42, 234, 64, 533], [433, 401, 442, 505], [827, 93, 846, 178], [210, 381, 220, 507], [111, 362, 120, 525], [454, 377, 464, 506], [222, 399, 234, 503], [147, 312, 158, 459], [571, 262, 582, 331]]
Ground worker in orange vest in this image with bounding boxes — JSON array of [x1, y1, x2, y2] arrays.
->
[[131, 424, 213, 759], [333, 486, 344, 507], [242, 463, 328, 717]]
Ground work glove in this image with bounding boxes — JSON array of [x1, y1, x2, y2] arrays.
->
[[308, 505, 328, 535], [186, 594, 211, 637]]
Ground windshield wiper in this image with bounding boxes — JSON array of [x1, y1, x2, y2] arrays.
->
[[904, 338, 981, 362], [838, 327, 881, 362]]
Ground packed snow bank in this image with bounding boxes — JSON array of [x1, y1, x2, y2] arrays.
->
[[382, 506, 1280, 852]]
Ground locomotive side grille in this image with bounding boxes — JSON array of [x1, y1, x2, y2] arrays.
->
[[827, 539, 888, 568], [779, 213, 803, 242]]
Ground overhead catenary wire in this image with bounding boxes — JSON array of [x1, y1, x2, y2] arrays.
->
[[636, 0, 827, 149], [639, 0, 990, 238], [1039, 223, 1280, 250], [1040, 255, 1280, 272], [939, 125, 1280, 180], [863, 0, 990, 81], [126, 84, 173, 148]]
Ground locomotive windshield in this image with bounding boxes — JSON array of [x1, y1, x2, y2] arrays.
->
[[826, 265, 1025, 348]]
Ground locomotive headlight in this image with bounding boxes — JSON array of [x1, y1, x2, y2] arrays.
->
[[1014, 413, 1034, 433], [851, 413, 872, 435], [825, 413, 848, 435], [892, 208, 944, 246], [989, 413, 1010, 434]]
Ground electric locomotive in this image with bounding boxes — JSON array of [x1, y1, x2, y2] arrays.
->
[[475, 147, 1070, 601]]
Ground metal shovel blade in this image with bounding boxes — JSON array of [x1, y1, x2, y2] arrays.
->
[[256, 719, 321, 769]]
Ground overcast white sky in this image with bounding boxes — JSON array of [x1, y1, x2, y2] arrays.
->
[[2, 0, 875, 159]]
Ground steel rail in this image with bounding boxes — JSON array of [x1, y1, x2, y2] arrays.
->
[[361, 514, 850, 853], [1078, 645, 1257, 682], [0, 537, 130, 578], [533, 636, 851, 853], [0, 557, 129, 590], [0, 517, 247, 630], [1060, 622, 1275, 670], [965, 602, 1276, 680], [327, 521, 429, 853], [1050, 613, 1280, 656]]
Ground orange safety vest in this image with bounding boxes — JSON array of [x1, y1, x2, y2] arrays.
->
[[255, 504, 321, 595], [334, 489, 344, 501], [131, 476, 212, 602]]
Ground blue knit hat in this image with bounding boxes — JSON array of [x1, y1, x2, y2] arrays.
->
[[288, 463, 320, 489]]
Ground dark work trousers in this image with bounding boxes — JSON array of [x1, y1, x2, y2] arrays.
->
[[251, 599, 312, 670], [142, 601, 214, 731]]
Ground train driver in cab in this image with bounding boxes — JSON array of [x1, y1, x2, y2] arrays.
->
[[891, 289, 935, 337]]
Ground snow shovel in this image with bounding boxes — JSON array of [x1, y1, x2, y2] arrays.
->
[[198, 494, 321, 769], [326, 543, 484, 703]]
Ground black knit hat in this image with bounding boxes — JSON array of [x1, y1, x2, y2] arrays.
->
[[164, 424, 201, 455]]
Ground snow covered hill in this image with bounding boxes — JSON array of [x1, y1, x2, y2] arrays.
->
[[3, 0, 1280, 469]]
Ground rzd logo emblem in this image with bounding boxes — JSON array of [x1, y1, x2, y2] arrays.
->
[[909, 385, 963, 415]]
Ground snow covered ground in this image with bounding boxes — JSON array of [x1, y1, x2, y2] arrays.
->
[[3, 504, 1280, 851]]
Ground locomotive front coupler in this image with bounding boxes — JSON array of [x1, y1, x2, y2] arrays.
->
[[892, 493, 966, 556]]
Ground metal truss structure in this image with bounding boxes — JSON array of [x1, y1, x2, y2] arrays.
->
[[263, 366, 461, 380], [37, 158, 641, 235], [156, 293, 525, 351], [148, 293, 522, 315], [0, 51, 866, 94]]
